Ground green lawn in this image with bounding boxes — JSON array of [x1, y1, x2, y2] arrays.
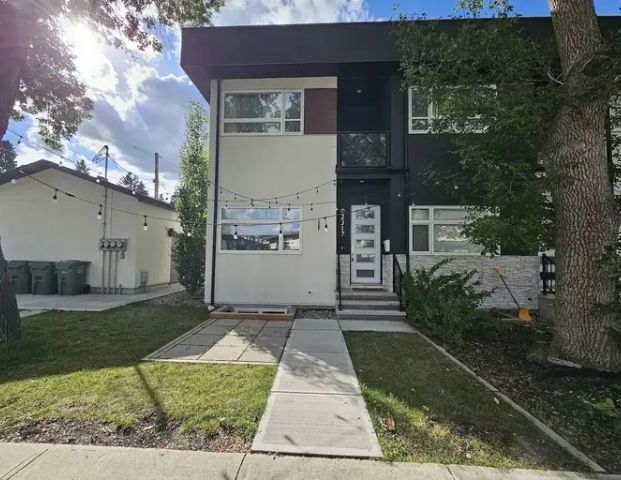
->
[[0, 304, 276, 437], [344, 332, 584, 471]]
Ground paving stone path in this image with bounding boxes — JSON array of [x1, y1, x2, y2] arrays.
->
[[251, 318, 382, 458]]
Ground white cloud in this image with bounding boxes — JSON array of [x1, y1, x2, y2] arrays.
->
[[214, 0, 372, 25]]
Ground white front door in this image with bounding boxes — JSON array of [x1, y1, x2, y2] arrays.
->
[[351, 205, 381, 284]]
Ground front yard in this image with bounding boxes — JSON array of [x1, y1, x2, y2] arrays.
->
[[0, 304, 276, 450], [345, 332, 584, 471]]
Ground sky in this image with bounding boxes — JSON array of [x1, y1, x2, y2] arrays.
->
[[6, 0, 621, 199]]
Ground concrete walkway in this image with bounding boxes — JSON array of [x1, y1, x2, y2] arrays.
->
[[16, 284, 183, 313], [251, 318, 382, 458], [1, 443, 619, 480]]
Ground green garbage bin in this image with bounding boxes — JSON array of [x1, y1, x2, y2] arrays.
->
[[56, 261, 90, 295], [30, 261, 57, 295], [8, 261, 31, 294]]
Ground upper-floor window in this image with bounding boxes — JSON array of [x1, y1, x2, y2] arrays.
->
[[410, 206, 482, 255], [339, 132, 389, 167], [408, 86, 487, 134], [222, 90, 303, 135]]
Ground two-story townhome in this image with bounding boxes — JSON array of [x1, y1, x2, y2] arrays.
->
[[180, 19, 618, 314]]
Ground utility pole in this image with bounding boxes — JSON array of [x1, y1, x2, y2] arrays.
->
[[154, 152, 159, 199]]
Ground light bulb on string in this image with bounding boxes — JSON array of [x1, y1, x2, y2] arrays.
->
[[233, 225, 238, 240], [11, 178, 17, 184], [97, 205, 103, 220], [310, 203, 314, 212], [279, 223, 283, 235], [51, 189, 58, 204], [143, 216, 148, 231], [323, 218, 329, 232]]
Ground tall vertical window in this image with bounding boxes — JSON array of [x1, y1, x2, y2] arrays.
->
[[220, 207, 302, 252], [222, 90, 303, 135], [410, 206, 481, 254]]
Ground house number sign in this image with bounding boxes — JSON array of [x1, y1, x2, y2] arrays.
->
[[339, 208, 346, 237]]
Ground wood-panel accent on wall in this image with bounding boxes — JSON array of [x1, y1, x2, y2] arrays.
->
[[304, 88, 337, 134]]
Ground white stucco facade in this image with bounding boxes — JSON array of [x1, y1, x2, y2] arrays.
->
[[204, 77, 337, 307], [0, 167, 179, 292]]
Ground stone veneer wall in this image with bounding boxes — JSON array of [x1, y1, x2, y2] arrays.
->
[[339, 254, 539, 310], [401, 255, 540, 310]]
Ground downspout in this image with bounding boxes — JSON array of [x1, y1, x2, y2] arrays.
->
[[209, 79, 222, 307], [403, 88, 411, 274]]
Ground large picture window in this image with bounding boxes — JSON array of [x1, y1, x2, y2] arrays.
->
[[222, 90, 303, 135], [220, 207, 301, 252], [410, 206, 481, 255]]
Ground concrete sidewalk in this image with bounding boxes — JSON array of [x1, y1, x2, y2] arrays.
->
[[17, 283, 183, 313], [1, 443, 619, 480], [251, 318, 382, 458]]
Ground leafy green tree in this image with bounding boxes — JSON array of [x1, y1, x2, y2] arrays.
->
[[174, 102, 209, 298], [0, 140, 17, 173], [397, 0, 621, 370], [74, 159, 90, 175], [119, 172, 148, 196]]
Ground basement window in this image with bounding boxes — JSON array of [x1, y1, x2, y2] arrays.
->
[[410, 206, 481, 255], [220, 207, 301, 253], [222, 90, 303, 135]]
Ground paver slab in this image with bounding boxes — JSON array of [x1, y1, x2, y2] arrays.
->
[[199, 345, 245, 361], [209, 319, 242, 327], [238, 345, 284, 363], [258, 327, 290, 337], [285, 330, 347, 354], [292, 318, 340, 330], [158, 344, 209, 360], [180, 333, 223, 347], [214, 334, 254, 348], [9, 444, 243, 480], [232, 325, 263, 336], [254, 336, 287, 349], [198, 325, 235, 335], [238, 319, 267, 327], [238, 454, 453, 480], [339, 320, 415, 333], [274, 351, 360, 394], [252, 392, 382, 457], [0, 443, 49, 478]]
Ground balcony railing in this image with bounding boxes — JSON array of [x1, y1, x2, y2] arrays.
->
[[338, 132, 389, 168]]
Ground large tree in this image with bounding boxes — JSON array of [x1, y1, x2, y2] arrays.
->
[[174, 102, 209, 297], [0, 140, 17, 173], [398, 0, 621, 371], [0, 0, 222, 344]]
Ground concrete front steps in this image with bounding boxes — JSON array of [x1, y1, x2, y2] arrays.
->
[[337, 288, 406, 322]]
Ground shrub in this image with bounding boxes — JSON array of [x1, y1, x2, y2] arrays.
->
[[403, 259, 491, 342]]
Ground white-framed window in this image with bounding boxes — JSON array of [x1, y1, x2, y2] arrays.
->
[[221, 90, 303, 135], [410, 206, 482, 255], [408, 86, 487, 134], [219, 207, 302, 253]]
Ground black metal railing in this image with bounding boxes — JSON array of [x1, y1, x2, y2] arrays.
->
[[393, 254, 406, 311], [337, 256, 343, 311], [541, 253, 556, 295], [338, 132, 390, 167]]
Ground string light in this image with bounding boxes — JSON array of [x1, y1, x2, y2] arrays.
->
[[279, 223, 283, 235], [143, 216, 148, 231], [11, 179, 17, 185], [233, 225, 238, 240], [97, 205, 103, 220], [51, 189, 58, 203], [323, 218, 328, 232]]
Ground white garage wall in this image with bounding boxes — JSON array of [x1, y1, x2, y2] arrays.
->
[[0, 168, 178, 291], [205, 77, 337, 307]]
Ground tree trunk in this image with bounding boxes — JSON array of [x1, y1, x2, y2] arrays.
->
[[0, 238, 20, 344], [0, 0, 36, 140], [547, 0, 621, 371]]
